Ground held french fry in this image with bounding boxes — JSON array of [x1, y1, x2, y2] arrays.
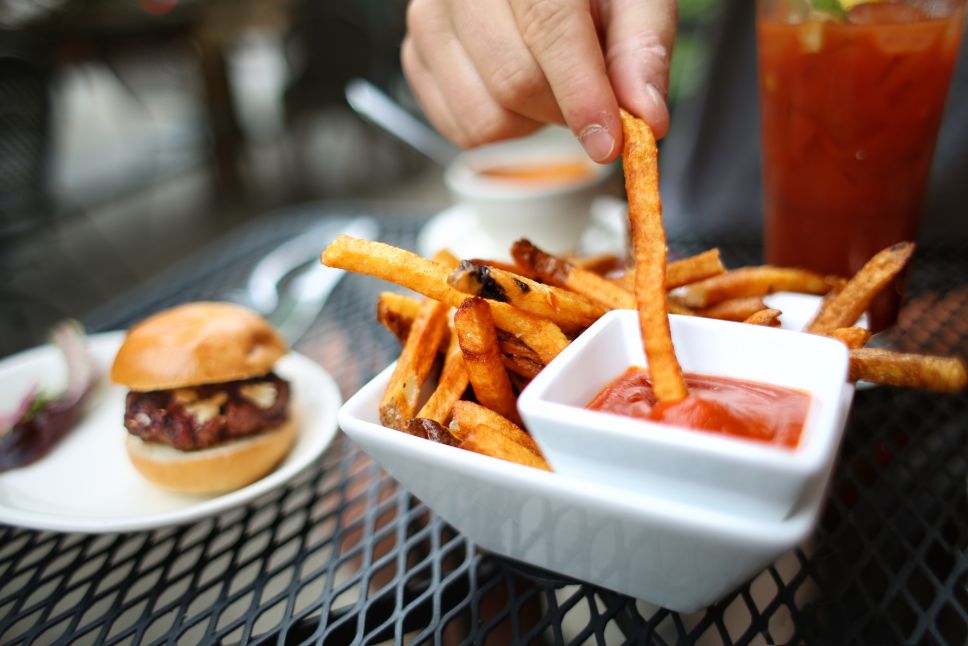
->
[[379, 298, 449, 431], [454, 297, 521, 425], [743, 308, 783, 327], [448, 261, 605, 334], [322, 236, 568, 363], [416, 328, 470, 425], [621, 109, 688, 403], [677, 266, 840, 309], [808, 242, 915, 334], [450, 401, 545, 460], [849, 348, 967, 392]]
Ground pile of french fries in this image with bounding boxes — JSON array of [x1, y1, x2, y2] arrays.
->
[[321, 112, 966, 470]]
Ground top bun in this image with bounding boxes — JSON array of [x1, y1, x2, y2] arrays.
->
[[111, 302, 287, 391]]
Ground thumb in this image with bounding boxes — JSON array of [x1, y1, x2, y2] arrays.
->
[[600, 0, 677, 139]]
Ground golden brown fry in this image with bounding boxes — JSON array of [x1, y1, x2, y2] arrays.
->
[[512, 239, 637, 310], [699, 297, 769, 322], [677, 266, 840, 308], [808, 242, 915, 334], [448, 261, 606, 334], [406, 418, 460, 446], [743, 308, 783, 327], [459, 427, 551, 470], [826, 327, 871, 349], [322, 236, 568, 363], [450, 401, 545, 463], [621, 109, 688, 403], [666, 248, 726, 289], [454, 297, 521, 424], [379, 298, 448, 431], [376, 292, 422, 344], [496, 330, 544, 379], [849, 348, 966, 392], [416, 328, 470, 424]]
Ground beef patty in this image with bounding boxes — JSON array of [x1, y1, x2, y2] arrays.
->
[[124, 373, 290, 451]]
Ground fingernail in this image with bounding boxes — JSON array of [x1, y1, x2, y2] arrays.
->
[[578, 124, 615, 162], [646, 83, 666, 113]]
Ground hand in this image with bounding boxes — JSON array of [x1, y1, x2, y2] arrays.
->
[[401, 0, 677, 163]]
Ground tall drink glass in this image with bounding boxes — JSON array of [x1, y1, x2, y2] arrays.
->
[[757, 0, 965, 330]]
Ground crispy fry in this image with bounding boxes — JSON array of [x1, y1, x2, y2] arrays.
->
[[450, 401, 545, 462], [849, 348, 966, 392], [512, 238, 637, 310], [677, 266, 840, 309], [621, 109, 688, 403], [459, 427, 551, 470], [406, 418, 460, 446], [699, 297, 769, 322], [743, 308, 783, 327], [454, 297, 521, 424], [322, 236, 568, 363], [808, 242, 915, 334], [416, 328, 470, 424], [826, 327, 871, 349], [449, 261, 606, 334], [379, 298, 449, 430], [666, 248, 726, 289], [376, 292, 422, 344], [496, 330, 544, 379], [470, 258, 537, 280]]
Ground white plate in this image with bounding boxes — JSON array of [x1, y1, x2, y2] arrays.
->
[[0, 332, 341, 533]]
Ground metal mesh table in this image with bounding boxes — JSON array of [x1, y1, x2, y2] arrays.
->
[[1, 202, 965, 645]]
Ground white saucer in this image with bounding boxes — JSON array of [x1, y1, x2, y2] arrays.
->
[[0, 332, 342, 533]]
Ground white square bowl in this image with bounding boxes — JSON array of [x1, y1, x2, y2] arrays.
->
[[338, 362, 830, 612], [518, 310, 854, 522]]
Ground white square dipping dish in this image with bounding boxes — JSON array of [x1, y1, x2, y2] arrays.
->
[[339, 362, 831, 612], [518, 310, 854, 522]]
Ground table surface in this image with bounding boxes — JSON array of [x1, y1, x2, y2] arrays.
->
[[1, 202, 965, 645]]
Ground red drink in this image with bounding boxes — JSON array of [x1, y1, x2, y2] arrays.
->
[[757, 0, 964, 329]]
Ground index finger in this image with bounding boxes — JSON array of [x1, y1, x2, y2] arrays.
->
[[510, 0, 621, 162]]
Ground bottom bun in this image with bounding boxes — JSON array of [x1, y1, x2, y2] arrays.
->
[[125, 416, 298, 494]]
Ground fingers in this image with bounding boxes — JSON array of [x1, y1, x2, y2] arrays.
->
[[601, 0, 677, 139], [510, 0, 622, 162], [404, 0, 543, 148], [446, 0, 564, 125]]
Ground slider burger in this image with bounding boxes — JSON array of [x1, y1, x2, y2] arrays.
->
[[111, 302, 296, 494]]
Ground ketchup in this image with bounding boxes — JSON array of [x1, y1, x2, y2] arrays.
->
[[587, 368, 810, 449]]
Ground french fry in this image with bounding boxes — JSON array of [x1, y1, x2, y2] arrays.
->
[[376, 293, 544, 379], [826, 327, 871, 349], [416, 328, 470, 424], [448, 261, 606, 334], [406, 418, 460, 446], [376, 292, 422, 344], [379, 298, 449, 430], [808, 242, 915, 334], [699, 297, 769, 322], [450, 401, 545, 463], [459, 427, 551, 470], [677, 266, 840, 309], [849, 348, 966, 392], [666, 248, 727, 289], [512, 238, 637, 310], [743, 308, 783, 327], [621, 109, 688, 403], [322, 236, 569, 363], [454, 297, 521, 424]]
